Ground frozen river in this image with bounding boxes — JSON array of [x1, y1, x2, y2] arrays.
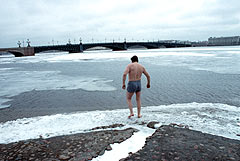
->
[[0, 46, 239, 145]]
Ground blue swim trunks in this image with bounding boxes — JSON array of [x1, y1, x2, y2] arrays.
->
[[127, 80, 141, 93]]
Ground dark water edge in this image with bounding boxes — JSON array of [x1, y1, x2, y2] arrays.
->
[[0, 60, 240, 123]]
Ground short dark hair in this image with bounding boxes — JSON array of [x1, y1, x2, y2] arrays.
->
[[131, 55, 138, 62]]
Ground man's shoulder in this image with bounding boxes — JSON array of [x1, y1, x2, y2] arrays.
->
[[127, 63, 132, 67], [137, 63, 145, 68]]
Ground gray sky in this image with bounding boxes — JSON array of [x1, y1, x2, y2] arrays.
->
[[0, 0, 239, 47]]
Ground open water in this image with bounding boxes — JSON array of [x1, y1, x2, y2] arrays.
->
[[0, 46, 240, 145]]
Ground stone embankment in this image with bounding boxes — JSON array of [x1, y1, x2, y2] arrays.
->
[[123, 125, 240, 161], [1, 123, 239, 160], [0, 124, 137, 161]]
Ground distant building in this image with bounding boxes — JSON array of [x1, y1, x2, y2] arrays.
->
[[208, 36, 240, 46]]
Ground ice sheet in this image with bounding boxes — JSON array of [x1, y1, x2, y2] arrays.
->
[[0, 68, 116, 108], [1, 46, 240, 74]]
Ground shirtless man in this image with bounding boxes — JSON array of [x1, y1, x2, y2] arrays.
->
[[122, 55, 150, 118]]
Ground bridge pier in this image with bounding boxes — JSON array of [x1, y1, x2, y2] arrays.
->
[[112, 42, 128, 51], [79, 43, 83, 52], [123, 42, 127, 50], [23, 47, 35, 56]]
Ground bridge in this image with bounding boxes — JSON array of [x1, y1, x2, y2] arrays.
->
[[0, 41, 192, 57]]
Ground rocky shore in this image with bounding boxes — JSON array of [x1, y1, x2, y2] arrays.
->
[[0, 123, 239, 161], [0, 124, 137, 161], [123, 125, 240, 161]]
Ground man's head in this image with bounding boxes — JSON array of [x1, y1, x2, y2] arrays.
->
[[131, 55, 138, 63]]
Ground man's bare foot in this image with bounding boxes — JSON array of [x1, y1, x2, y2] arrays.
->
[[128, 114, 134, 119], [137, 115, 142, 118]]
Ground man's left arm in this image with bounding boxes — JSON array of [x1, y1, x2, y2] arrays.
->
[[143, 67, 150, 88]]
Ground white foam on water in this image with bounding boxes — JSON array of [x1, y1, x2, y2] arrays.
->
[[0, 102, 239, 144], [0, 69, 116, 108]]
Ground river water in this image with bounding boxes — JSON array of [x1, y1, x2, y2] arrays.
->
[[0, 46, 240, 144]]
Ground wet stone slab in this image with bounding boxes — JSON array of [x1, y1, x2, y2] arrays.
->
[[0, 127, 138, 161], [123, 125, 240, 161]]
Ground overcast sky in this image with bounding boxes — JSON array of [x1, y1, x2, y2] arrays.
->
[[0, 0, 239, 47]]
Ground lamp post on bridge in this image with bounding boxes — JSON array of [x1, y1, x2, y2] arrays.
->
[[79, 38, 82, 44], [123, 38, 127, 50], [79, 37, 83, 52], [27, 39, 31, 47], [17, 41, 21, 48]]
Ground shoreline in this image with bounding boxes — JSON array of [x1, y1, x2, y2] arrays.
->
[[1, 123, 240, 160]]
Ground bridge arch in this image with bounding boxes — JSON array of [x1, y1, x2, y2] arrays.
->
[[8, 50, 24, 57], [85, 46, 112, 51], [34, 45, 81, 54], [127, 45, 148, 50], [126, 42, 165, 49], [83, 43, 127, 51]]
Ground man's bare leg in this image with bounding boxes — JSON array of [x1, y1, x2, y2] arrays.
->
[[136, 91, 142, 118], [126, 92, 134, 118]]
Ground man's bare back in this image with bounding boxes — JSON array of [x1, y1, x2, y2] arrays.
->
[[124, 62, 145, 81]]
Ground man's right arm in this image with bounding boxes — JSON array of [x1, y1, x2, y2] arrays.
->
[[143, 67, 150, 88], [122, 65, 129, 89]]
